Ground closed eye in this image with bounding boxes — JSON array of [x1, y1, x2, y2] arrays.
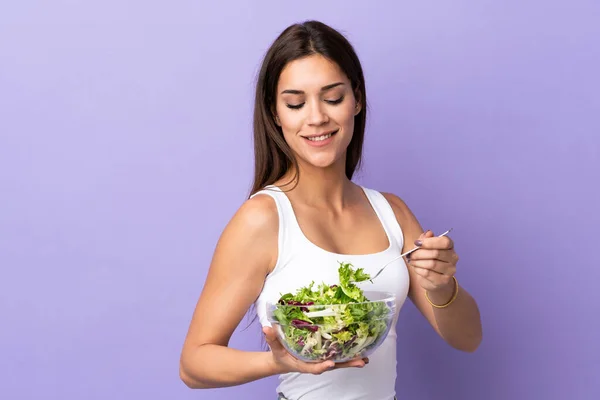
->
[[286, 96, 344, 110], [325, 96, 344, 105]]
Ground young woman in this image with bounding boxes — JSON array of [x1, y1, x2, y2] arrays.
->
[[179, 20, 482, 400]]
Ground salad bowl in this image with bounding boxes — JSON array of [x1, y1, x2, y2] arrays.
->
[[266, 262, 396, 363]]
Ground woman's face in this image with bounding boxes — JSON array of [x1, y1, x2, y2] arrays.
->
[[274, 54, 361, 172]]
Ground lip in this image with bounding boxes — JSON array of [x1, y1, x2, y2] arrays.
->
[[301, 129, 338, 139], [301, 129, 338, 148]]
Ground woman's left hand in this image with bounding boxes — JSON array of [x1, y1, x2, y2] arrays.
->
[[406, 230, 458, 293]]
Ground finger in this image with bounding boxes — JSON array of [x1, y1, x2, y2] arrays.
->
[[416, 235, 454, 250], [412, 265, 442, 281], [409, 258, 455, 275], [306, 360, 337, 375], [332, 357, 368, 369], [412, 267, 454, 288], [262, 325, 284, 351], [409, 248, 454, 263], [304, 357, 368, 375], [412, 267, 453, 291], [405, 230, 434, 262], [262, 326, 367, 374], [306, 354, 368, 374]]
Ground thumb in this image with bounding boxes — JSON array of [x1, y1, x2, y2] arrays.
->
[[420, 230, 434, 239], [263, 325, 284, 351]]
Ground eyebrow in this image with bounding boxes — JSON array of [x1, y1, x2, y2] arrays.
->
[[280, 82, 345, 95]]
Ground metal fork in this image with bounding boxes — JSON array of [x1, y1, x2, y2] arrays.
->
[[360, 228, 454, 282]]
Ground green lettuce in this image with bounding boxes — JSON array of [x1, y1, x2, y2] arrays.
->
[[272, 261, 392, 362]]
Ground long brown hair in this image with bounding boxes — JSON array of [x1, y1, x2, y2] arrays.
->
[[249, 20, 368, 196]]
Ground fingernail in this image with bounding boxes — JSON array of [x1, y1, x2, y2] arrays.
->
[[414, 240, 423, 247]]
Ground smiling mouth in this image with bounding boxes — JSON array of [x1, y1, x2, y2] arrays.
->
[[303, 130, 339, 142]]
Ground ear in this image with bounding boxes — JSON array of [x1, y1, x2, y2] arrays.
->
[[354, 89, 362, 116], [354, 102, 362, 116], [270, 105, 281, 126]]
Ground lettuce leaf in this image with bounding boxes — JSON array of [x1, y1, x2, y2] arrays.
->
[[272, 261, 392, 361]]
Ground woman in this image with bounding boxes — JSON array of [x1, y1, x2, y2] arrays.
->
[[179, 20, 482, 400]]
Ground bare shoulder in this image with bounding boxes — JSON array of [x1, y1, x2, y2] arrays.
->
[[381, 192, 423, 250], [381, 192, 407, 213], [223, 193, 279, 270], [381, 192, 416, 225], [233, 193, 279, 235]]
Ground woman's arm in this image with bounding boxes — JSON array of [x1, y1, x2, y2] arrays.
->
[[383, 193, 483, 352], [179, 194, 365, 389], [179, 195, 280, 388]]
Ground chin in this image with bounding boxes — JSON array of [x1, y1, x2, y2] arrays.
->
[[300, 153, 344, 170], [288, 133, 352, 171]]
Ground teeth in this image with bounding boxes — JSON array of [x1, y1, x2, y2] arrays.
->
[[307, 133, 333, 142]]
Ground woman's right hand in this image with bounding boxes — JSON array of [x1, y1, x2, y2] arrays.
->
[[263, 325, 369, 375]]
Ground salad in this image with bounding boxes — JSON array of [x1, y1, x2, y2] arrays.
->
[[271, 262, 393, 362]]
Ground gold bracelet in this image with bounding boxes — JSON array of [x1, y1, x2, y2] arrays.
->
[[425, 276, 459, 309]]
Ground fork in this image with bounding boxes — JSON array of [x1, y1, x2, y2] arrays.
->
[[359, 228, 454, 283]]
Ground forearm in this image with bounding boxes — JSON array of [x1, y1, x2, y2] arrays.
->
[[180, 343, 280, 389], [427, 283, 482, 352]]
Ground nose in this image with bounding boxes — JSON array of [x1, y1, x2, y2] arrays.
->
[[306, 101, 328, 126]]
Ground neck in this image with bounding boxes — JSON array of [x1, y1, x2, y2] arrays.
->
[[280, 158, 355, 209]]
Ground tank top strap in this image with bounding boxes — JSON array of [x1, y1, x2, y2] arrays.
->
[[255, 185, 307, 235], [249, 186, 304, 275], [360, 187, 405, 251]]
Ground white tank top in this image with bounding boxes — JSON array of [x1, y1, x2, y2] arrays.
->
[[252, 185, 410, 400]]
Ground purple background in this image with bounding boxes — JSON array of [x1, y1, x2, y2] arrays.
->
[[1, 1, 599, 399]]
